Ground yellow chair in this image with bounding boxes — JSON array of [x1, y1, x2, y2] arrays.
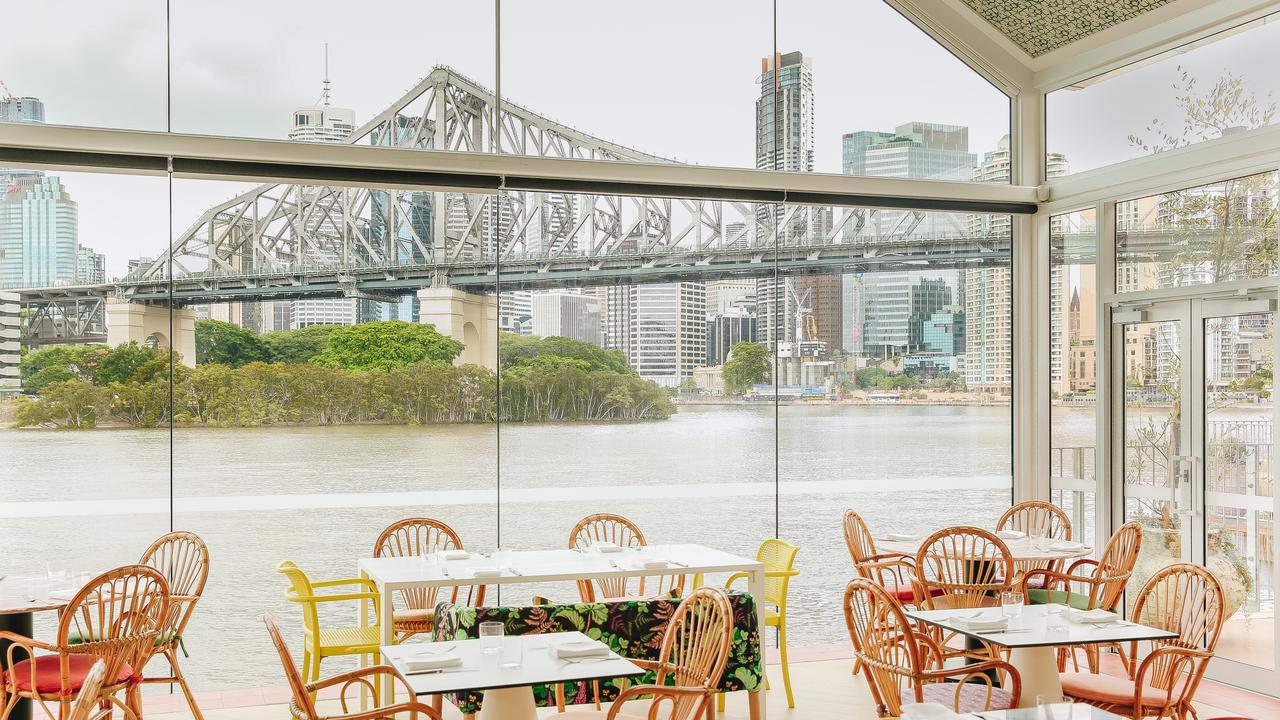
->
[[277, 561, 383, 699], [720, 538, 800, 710]]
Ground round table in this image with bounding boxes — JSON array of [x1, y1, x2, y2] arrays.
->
[[1, 584, 70, 720], [877, 534, 1093, 565]]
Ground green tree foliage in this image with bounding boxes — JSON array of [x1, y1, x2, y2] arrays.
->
[[311, 321, 463, 371], [96, 342, 158, 385], [13, 379, 112, 428], [261, 325, 340, 364], [19, 345, 105, 392], [499, 333, 631, 374], [195, 320, 272, 367], [721, 342, 771, 394]]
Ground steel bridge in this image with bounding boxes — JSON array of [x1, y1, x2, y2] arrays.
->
[[6, 66, 1240, 344]]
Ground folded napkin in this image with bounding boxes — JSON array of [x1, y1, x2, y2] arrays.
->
[[949, 615, 1009, 632], [996, 529, 1026, 540], [1050, 541, 1086, 552], [883, 533, 920, 542], [553, 641, 610, 659], [403, 652, 463, 672], [1071, 608, 1120, 624], [593, 542, 625, 553], [637, 559, 669, 569], [48, 589, 78, 601], [899, 703, 962, 720], [470, 566, 503, 578], [441, 550, 470, 560]]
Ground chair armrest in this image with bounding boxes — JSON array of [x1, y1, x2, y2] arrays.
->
[[724, 572, 748, 590], [326, 702, 441, 720], [866, 552, 913, 564], [922, 659, 1022, 709], [609, 684, 711, 720], [285, 591, 381, 604], [0, 631, 53, 671], [313, 577, 379, 592], [725, 569, 798, 591], [631, 658, 672, 674], [1133, 646, 1210, 709], [1065, 558, 1100, 575], [313, 665, 416, 712]]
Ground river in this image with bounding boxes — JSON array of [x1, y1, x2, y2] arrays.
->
[[0, 403, 1024, 691]]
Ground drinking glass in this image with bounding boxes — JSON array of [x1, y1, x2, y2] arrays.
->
[[1000, 590, 1024, 619], [1030, 529, 1047, 551], [499, 636, 523, 669], [1046, 605, 1068, 633], [479, 621, 504, 654]]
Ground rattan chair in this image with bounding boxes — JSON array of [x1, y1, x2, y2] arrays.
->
[[374, 518, 485, 642], [137, 531, 210, 720], [569, 513, 685, 602], [548, 587, 734, 720], [264, 613, 441, 720], [0, 565, 169, 720], [844, 578, 1021, 717], [1062, 563, 1224, 720], [843, 510, 935, 607], [997, 500, 1072, 585], [1022, 521, 1143, 672], [913, 526, 1014, 663]]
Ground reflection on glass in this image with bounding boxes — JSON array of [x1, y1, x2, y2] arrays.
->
[[1204, 311, 1275, 671], [1050, 209, 1098, 546], [1048, 15, 1280, 175], [1123, 319, 1187, 619], [1116, 171, 1278, 293]]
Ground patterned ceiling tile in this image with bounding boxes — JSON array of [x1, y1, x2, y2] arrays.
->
[[961, 0, 1173, 57]]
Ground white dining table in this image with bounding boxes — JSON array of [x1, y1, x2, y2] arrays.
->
[[905, 604, 1177, 708], [382, 631, 643, 720], [877, 534, 1093, 564], [358, 543, 767, 716]]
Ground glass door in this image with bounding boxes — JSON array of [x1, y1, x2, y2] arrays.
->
[[1115, 296, 1279, 690]]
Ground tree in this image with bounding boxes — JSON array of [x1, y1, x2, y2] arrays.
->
[[499, 333, 631, 374], [20, 345, 106, 392], [722, 342, 771, 395], [311, 321, 463, 371], [195, 320, 272, 367], [95, 342, 160, 385], [261, 325, 340, 364]]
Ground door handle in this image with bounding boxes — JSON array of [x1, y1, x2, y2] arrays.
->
[[1171, 455, 1199, 517]]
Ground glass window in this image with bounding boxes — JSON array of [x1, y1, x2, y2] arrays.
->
[[1116, 171, 1278, 293], [779, 0, 1011, 181], [777, 204, 1013, 645], [1048, 14, 1280, 175], [1050, 208, 1098, 546]]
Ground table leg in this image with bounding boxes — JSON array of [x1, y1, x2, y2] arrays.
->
[[380, 583, 395, 706], [0, 612, 34, 720], [746, 568, 768, 720], [477, 686, 538, 720], [1008, 645, 1063, 708]]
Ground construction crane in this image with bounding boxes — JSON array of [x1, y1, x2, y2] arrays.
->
[[784, 278, 816, 347]]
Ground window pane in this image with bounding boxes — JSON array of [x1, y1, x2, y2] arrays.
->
[[1116, 171, 1279, 293], [495, 190, 778, 605], [778, 205, 1013, 646], [500, 1, 769, 169], [168, 177, 499, 690], [1048, 14, 1280, 175], [1050, 208, 1098, 546], [0, 3, 168, 131], [779, 0, 1010, 180], [170, 1, 494, 150]]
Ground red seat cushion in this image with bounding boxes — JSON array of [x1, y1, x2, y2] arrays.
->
[[3, 654, 133, 695], [884, 583, 944, 603], [1061, 671, 1183, 708], [901, 681, 1016, 713]]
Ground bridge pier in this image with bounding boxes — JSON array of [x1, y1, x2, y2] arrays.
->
[[417, 288, 497, 370], [105, 300, 197, 367]]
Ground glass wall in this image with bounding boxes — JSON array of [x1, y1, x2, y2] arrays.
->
[[1116, 171, 1278, 293], [1048, 13, 1280, 176], [1050, 208, 1099, 546]]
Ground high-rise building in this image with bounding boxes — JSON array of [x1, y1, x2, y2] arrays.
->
[[76, 245, 106, 284], [706, 308, 758, 366], [754, 51, 815, 349], [626, 282, 706, 386], [531, 291, 601, 346], [794, 274, 843, 353], [705, 280, 756, 315], [0, 175, 79, 287], [0, 291, 19, 394], [293, 298, 357, 328], [1, 96, 46, 186], [922, 307, 966, 355], [500, 290, 533, 335], [908, 277, 953, 351]]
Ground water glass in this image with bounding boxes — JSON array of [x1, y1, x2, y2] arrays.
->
[[1046, 605, 1068, 633], [1000, 590, 1024, 618], [499, 635, 523, 669], [479, 621, 504, 654], [1030, 529, 1047, 551]]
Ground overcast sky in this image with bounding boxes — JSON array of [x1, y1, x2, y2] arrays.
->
[[1, 1, 1275, 279]]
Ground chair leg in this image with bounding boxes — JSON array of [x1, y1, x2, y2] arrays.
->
[[777, 625, 794, 709], [747, 690, 763, 720], [165, 648, 205, 720], [717, 691, 725, 713], [432, 694, 443, 715]]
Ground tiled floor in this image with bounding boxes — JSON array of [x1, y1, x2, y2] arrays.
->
[[142, 656, 1279, 719]]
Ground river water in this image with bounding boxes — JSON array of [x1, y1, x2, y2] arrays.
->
[[1, 403, 1039, 691]]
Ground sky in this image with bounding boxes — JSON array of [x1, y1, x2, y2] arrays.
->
[[1, 1, 1276, 279]]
